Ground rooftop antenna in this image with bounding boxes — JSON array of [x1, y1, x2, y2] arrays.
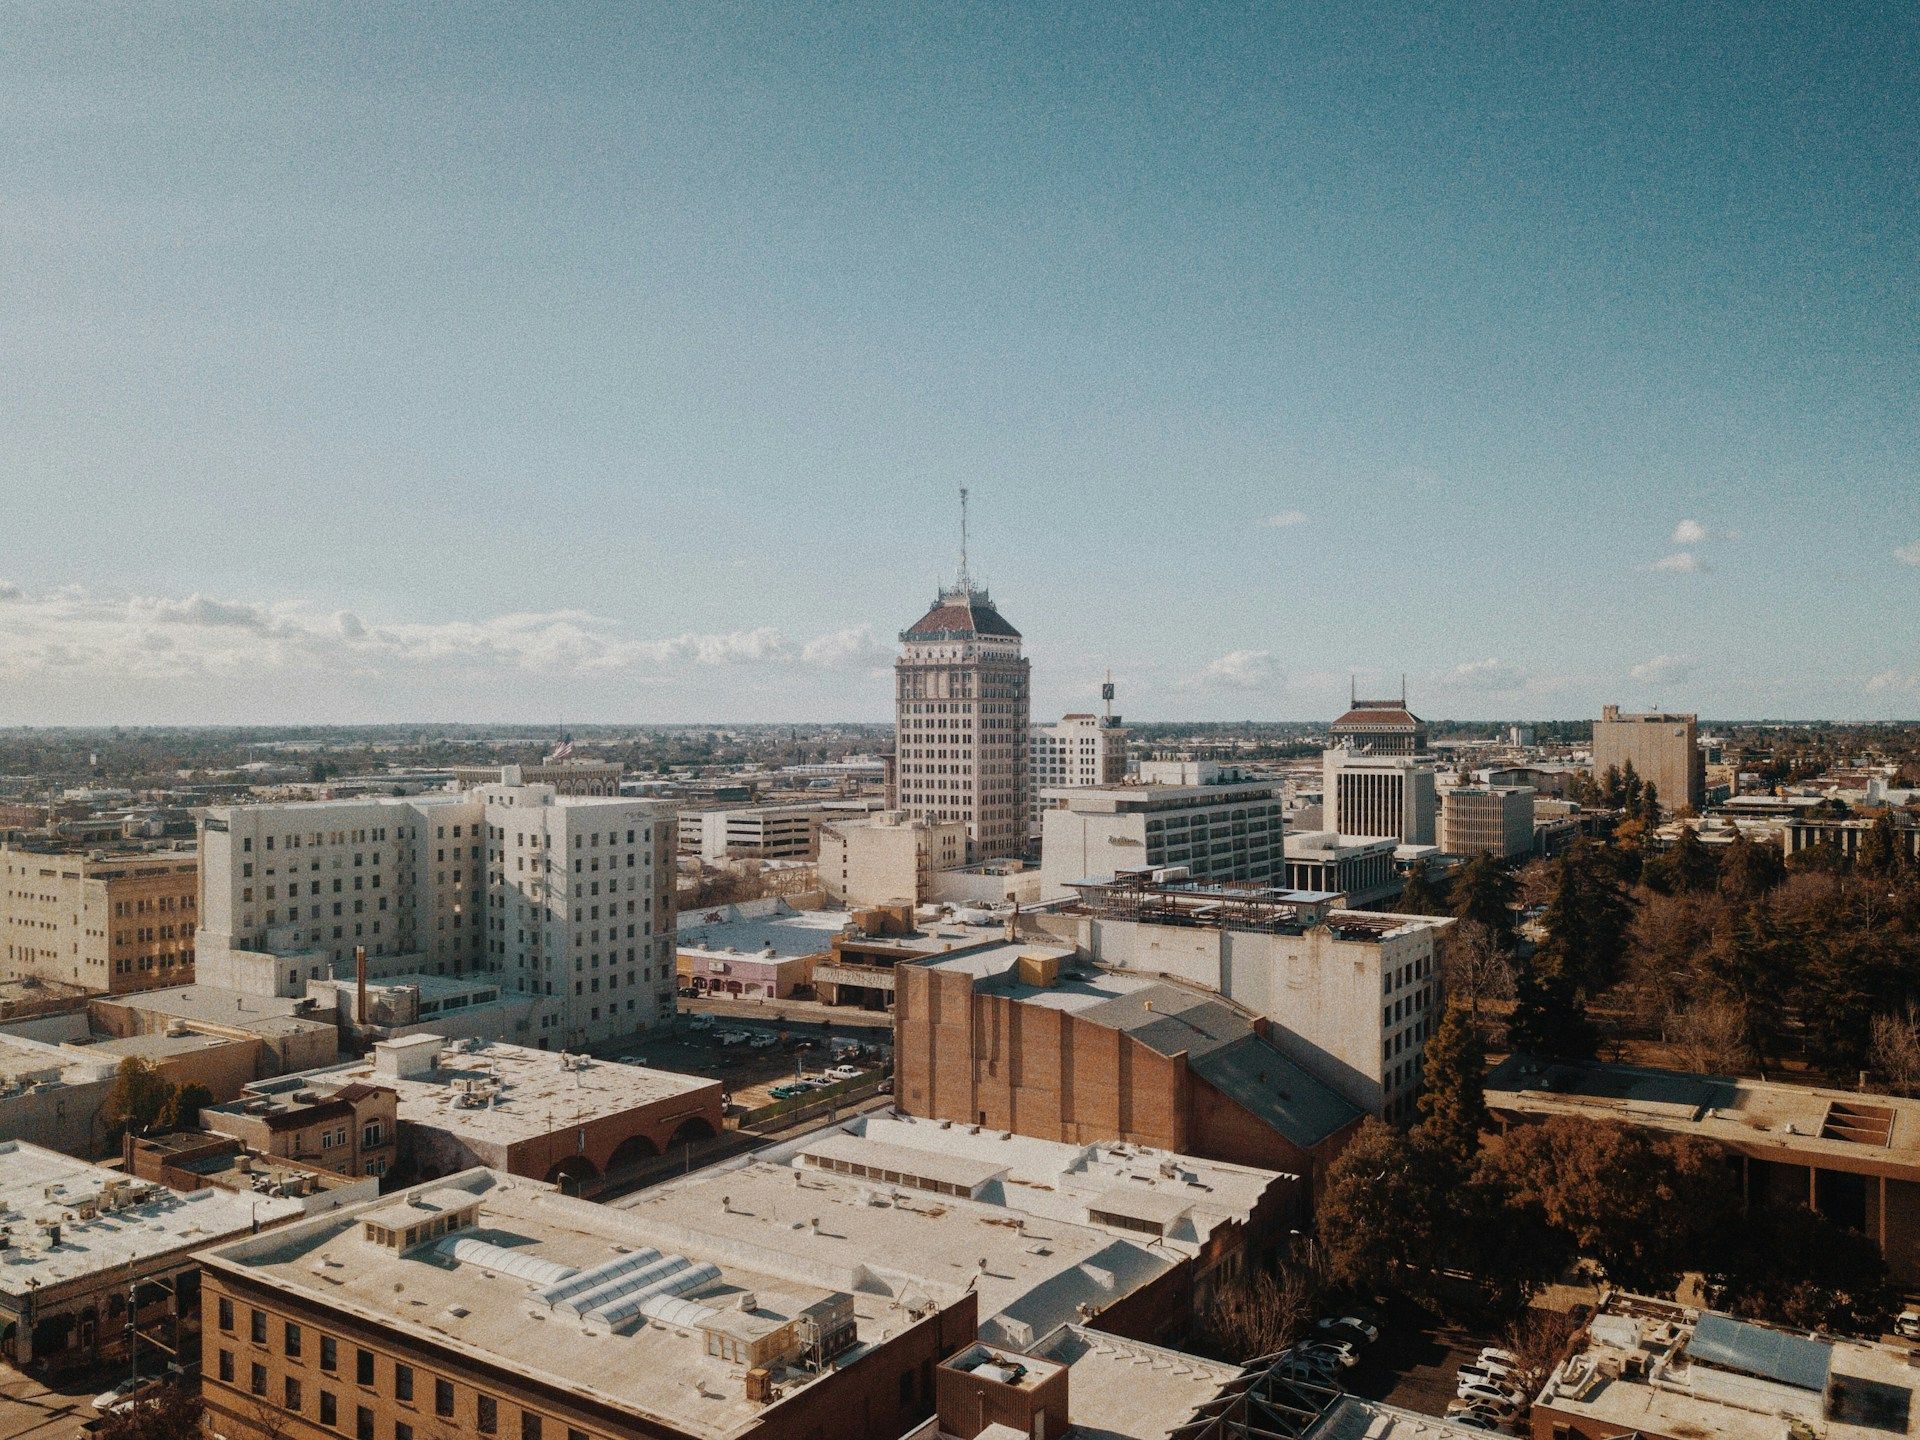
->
[[1401, 673, 1407, 706], [957, 485, 971, 593], [1350, 673, 1356, 708], [1102, 668, 1115, 724]]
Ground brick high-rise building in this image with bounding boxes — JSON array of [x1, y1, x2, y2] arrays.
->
[[893, 491, 1030, 862], [1594, 704, 1706, 813]]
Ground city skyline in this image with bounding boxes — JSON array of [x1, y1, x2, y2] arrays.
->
[[3, 5, 1916, 724]]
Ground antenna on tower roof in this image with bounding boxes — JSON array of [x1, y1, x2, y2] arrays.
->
[[1401, 673, 1407, 705], [1350, 673, 1356, 708], [957, 485, 971, 592]]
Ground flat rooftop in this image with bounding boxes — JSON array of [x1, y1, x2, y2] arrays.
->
[[200, 1170, 888, 1440], [106, 984, 339, 1037], [1029, 1325, 1241, 1438], [237, 1038, 718, 1148], [0, 1141, 301, 1298], [676, 907, 852, 960], [1486, 1055, 1920, 1172], [1537, 1294, 1920, 1440], [619, 1139, 1185, 1351], [769, 1112, 1286, 1255]]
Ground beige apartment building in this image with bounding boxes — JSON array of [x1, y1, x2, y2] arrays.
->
[[817, 811, 967, 907], [1, 840, 199, 993], [448, 760, 623, 796], [1593, 704, 1705, 812]]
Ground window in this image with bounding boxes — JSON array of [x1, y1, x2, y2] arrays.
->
[[218, 1297, 234, 1332], [286, 1377, 303, 1412], [357, 1407, 375, 1440], [286, 1321, 302, 1358], [477, 1397, 498, 1435], [321, 1335, 338, 1372], [356, 1349, 375, 1386], [396, 1424, 413, 1440], [522, 1414, 542, 1440], [251, 1309, 268, 1345], [321, 1391, 338, 1427], [251, 1363, 268, 1397], [394, 1363, 413, 1403], [218, 1350, 234, 1383], [435, 1379, 454, 1418]]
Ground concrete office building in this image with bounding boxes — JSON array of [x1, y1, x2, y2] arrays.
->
[[893, 946, 1363, 1201], [1321, 749, 1437, 846], [1051, 876, 1450, 1120], [1593, 705, 1706, 813], [0, 1140, 302, 1373], [677, 804, 830, 863], [448, 760, 623, 796], [1486, 1055, 1920, 1286], [1439, 784, 1536, 858], [199, 1169, 980, 1440], [1036, 769, 1285, 901], [893, 509, 1031, 862], [1, 839, 199, 993], [1281, 832, 1400, 906], [818, 812, 968, 907], [1028, 705, 1127, 830], [195, 782, 676, 1050]]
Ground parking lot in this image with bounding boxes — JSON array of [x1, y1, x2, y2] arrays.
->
[[1301, 1300, 1516, 1430], [585, 1014, 890, 1111]]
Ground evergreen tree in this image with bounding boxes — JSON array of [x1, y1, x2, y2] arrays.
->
[[1397, 859, 1447, 915], [1450, 853, 1518, 938], [1537, 843, 1634, 990], [1638, 779, 1661, 824], [1719, 832, 1785, 899], [1666, 824, 1717, 894], [1858, 811, 1907, 878], [1416, 1000, 1486, 1173], [1507, 955, 1596, 1060], [1599, 764, 1625, 809]]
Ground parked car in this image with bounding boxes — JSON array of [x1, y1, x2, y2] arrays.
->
[[770, 1084, 806, 1100], [748, 1032, 779, 1049], [1897, 1311, 1920, 1340], [93, 1379, 155, 1414], [716, 1030, 750, 1046], [1458, 1363, 1521, 1392], [615, 1054, 649, 1066], [687, 1015, 714, 1031], [826, 1064, 864, 1081], [1447, 1412, 1504, 1433], [1456, 1381, 1521, 1411], [1299, 1339, 1359, 1369], [1316, 1315, 1380, 1343], [1478, 1347, 1520, 1368]]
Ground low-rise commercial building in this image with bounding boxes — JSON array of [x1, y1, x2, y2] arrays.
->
[[675, 900, 845, 998], [1, 839, 199, 993], [818, 812, 968, 907], [677, 804, 833, 863], [1439, 784, 1535, 858], [894, 943, 1363, 1201], [1053, 876, 1449, 1120], [448, 760, 623, 796], [1282, 832, 1400, 906], [218, 1035, 724, 1189], [0, 1140, 302, 1373], [1783, 815, 1920, 865], [1531, 1291, 1920, 1440], [1486, 1055, 1920, 1285], [199, 1168, 981, 1440], [204, 1077, 400, 1182], [124, 1130, 379, 1215]]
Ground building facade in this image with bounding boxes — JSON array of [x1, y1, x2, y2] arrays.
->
[[817, 812, 968, 907], [1036, 773, 1285, 900], [1281, 832, 1400, 906], [1593, 705, 1706, 813], [1, 840, 199, 993], [1027, 711, 1127, 830], [1329, 693, 1428, 756], [448, 761, 623, 796], [894, 573, 1031, 863], [677, 805, 829, 863], [1321, 750, 1438, 846], [1438, 785, 1535, 858]]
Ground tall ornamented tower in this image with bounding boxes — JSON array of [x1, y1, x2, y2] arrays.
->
[[894, 489, 1031, 861]]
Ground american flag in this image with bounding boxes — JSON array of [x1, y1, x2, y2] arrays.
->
[[547, 736, 574, 762]]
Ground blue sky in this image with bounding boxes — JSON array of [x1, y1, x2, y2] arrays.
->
[[2, 3, 1915, 724]]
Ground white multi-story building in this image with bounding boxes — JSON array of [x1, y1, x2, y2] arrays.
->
[[1028, 711, 1128, 830], [816, 811, 967, 907], [195, 782, 675, 1049], [1036, 769, 1284, 900], [1322, 748, 1438, 846], [675, 803, 829, 863]]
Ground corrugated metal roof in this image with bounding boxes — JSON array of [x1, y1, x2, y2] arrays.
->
[[1685, 1313, 1833, 1393]]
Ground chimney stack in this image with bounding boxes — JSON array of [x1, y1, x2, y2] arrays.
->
[[355, 946, 368, 1026]]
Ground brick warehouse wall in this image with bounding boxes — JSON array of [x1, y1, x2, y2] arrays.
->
[[202, 1265, 977, 1440]]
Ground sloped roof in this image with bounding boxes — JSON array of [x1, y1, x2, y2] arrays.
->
[[902, 589, 1021, 639], [1332, 706, 1422, 728], [1192, 1036, 1364, 1150], [1076, 985, 1249, 1061]]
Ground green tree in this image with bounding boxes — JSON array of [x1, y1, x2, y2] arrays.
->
[[1857, 812, 1908, 878], [159, 1082, 214, 1132], [1416, 1001, 1486, 1174], [1450, 854, 1518, 938], [101, 1057, 176, 1140], [1719, 832, 1785, 900], [1398, 859, 1448, 916], [1536, 843, 1634, 991], [1708, 1203, 1895, 1335], [1506, 955, 1595, 1060], [1315, 1119, 1443, 1298]]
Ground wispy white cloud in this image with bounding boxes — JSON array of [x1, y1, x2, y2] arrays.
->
[[1631, 653, 1697, 684], [1867, 670, 1920, 695], [1649, 551, 1707, 574], [799, 624, 893, 670], [1196, 649, 1279, 689], [1260, 510, 1308, 529], [1895, 541, 1920, 567], [1445, 657, 1527, 691], [1670, 518, 1707, 545]]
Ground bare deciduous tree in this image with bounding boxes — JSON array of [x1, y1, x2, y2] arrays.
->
[[1871, 1003, 1920, 1096], [1437, 918, 1513, 1028], [1196, 1265, 1317, 1363], [1671, 996, 1754, 1076]]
